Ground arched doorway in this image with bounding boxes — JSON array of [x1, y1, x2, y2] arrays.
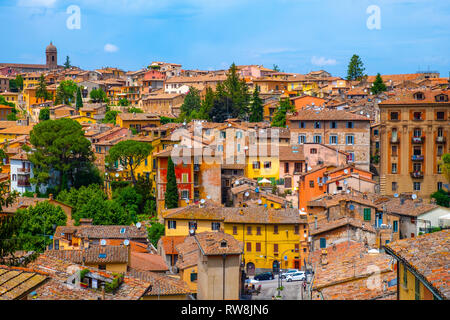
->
[[246, 262, 255, 276], [272, 260, 280, 274]]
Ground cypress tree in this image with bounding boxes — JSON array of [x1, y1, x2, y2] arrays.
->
[[76, 87, 83, 110], [346, 54, 366, 81], [249, 85, 263, 122], [371, 73, 387, 95], [164, 157, 179, 209]]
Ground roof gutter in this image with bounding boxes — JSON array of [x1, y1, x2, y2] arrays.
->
[[383, 245, 444, 300]]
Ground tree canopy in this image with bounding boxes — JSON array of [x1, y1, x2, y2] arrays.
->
[[103, 110, 120, 124], [39, 107, 50, 121], [371, 73, 387, 95], [346, 54, 366, 81], [28, 118, 94, 192], [55, 80, 77, 105], [76, 86, 83, 110], [271, 98, 295, 127], [36, 75, 50, 103], [179, 86, 202, 121], [107, 140, 153, 186], [64, 56, 71, 69], [90, 88, 108, 103]]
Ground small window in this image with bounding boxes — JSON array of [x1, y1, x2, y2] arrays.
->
[[329, 135, 338, 145], [294, 225, 300, 235], [330, 121, 337, 129], [392, 182, 398, 191], [313, 135, 322, 143], [414, 92, 424, 100], [255, 243, 261, 252], [314, 121, 321, 129], [190, 272, 198, 282], [120, 228, 126, 234], [212, 222, 221, 231], [298, 135, 306, 144], [189, 221, 197, 230], [310, 148, 317, 154], [264, 161, 272, 169], [252, 161, 260, 169], [346, 135, 354, 145], [391, 163, 397, 174], [247, 226, 252, 235], [299, 121, 305, 129], [319, 238, 326, 249], [413, 182, 421, 191], [436, 111, 445, 120], [413, 112, 423, 120], [273, 225, 279, 234], [273, 244, 279, 254], [390, 112, 399, 121], [393, 221, 398, 232], [347, 121, 354, 129], [256, 226, 261, 235], [246, 242, 251, 252], [233, 226, 238, 235], [220, 241, 227, 248], [309, 180, 315, 188]]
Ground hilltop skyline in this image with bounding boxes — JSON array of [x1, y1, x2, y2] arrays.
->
[[1, 0, 449, 77]]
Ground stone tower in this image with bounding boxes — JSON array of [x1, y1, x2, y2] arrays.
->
[[46, 42, 57, 70]]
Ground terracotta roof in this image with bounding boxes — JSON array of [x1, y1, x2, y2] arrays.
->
[[175, 236, 200, 270], [117, 113, 161, 121], [45, 246, 129, 264], [288, 109, 371, 121], [75, 225, 148, 240], [278, 145, 305, 161], [0, 125, 34, 135], [0, 266, 48, 300], [129, 252, 169, 272], [381, 198, 439, 217], [127, 270, 190, 296], [163, 204, 307, 225], [385, 230, 450, 299], [309, 217, 376, 236], [380, 89, 450, 106], [27, 254, 151, 300], [194, 231, 243, 256], [311, 241, 396, 300], [160, 235, 187, 255]]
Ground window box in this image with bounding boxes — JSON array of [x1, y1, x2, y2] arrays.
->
[[411, 137, 424, 144], [411, 155, 424, 161]]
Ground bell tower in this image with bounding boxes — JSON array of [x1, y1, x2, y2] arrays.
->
[[46, 42, 58, 70]]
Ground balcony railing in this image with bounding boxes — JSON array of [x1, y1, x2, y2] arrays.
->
[[390, 137, 400, 144], [410, 171, 424, 179], [17, 179, 31, 187], [17, 168, 31, 173], [436, 136, 446, 143], [412, 136, 424, 144], [411, 155, 424, 161]]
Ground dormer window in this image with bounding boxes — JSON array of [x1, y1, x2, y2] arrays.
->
[[220, 240, 227, 248], [413, 92, 425, 100], [435, 94, 448, 102]]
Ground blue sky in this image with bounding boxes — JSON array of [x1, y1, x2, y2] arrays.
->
[[1, 0, 449, 77]]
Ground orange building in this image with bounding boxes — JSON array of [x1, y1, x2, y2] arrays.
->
[[289, 95, 326, 111]]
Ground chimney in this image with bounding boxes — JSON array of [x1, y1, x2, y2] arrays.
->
[[239, 209, 244, 216], [49, 194, 53, 200], [339, 199, 347, 218]]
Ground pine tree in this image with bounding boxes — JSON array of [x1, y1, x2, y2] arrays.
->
[[198, 87, 214, 120], [371, 73, 387, 95], [249, 85, 263, 122], [35, 75, 49, 103], [346, 54, 366, 81], [64, 56, 71, 69], [179, 86, 201, 121], [76, 86, 83, 110], [209, 82, 232, 123], [164, 157, 179, 209], [223, 63, 250, 119], [271, 98, 295, 127]]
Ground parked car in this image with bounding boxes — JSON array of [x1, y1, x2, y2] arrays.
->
[[280, 269, 298, 279], [286, 271, 306, 282], [254, 272, 274, 281]]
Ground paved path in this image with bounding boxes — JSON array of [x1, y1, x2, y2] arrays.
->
[[250, 278, 306, 300]]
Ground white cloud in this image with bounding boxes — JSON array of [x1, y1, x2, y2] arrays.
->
[[104, 44, 119, 53], [17, 0, 57, 7], [311, 56, 337, 66]]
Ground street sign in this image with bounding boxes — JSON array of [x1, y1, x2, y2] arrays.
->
[[284, 255, 288, 261]]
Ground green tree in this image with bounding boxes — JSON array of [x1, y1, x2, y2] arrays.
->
[[9, 75, 24, 92], [16, 202, 67, 252], [7, 112, 17, 121], [160, 116, 175, 125], [346, 54, 366, 81], [273, 64, 280, 72], [36, 75, 49, 103], [249, 85, 263, 122], [56, 184, 105, 222], [164, 157, 179, 209], [439, 153, 450, 184], [64, 56, 71, 69], [0, 95, 15, 108], [76, 86, 83, 110], [90, 88, 107, 103], [179, 86, 202, 121], [103, 110, 120, 124], [118, 98, 130, 106], [107, 140, 153, 186], [113, 186, 142, 222], [198, 87, 214, 120], [28, 119, 94, 192], [371, 73, 387, 95], [431, 189, 450, 207], [127, 107, 143, 113], [223, 63, 250, 119], [208, 82, 233, 123], [271, 98, 295, 127], [55, 80, 77, 105], [147, 222, 165, 247], [39, 107, 50, 121]]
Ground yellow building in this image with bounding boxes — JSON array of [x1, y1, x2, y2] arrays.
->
[[245, 153, 280, 183], [0, 125, 33, 143], [162, 205, 309, 274], [116, 113, 161, 133], [0, 92, 19, 106], [384, 230, 449, 300], [70, 115, 97, 124]]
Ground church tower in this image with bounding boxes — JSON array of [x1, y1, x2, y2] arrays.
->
[[46, 42, 57, 70]]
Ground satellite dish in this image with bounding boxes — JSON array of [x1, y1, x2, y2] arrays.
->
[[123, 240, 130, 246], [412, 194, 417, 200], [200, 199, 206, 204], [100, 239, 106, 246], [235, 181, 240, 185], [104, 172, 108, 176], [394, 193, 399, 198], [264, 204, 268, 208], [366, 115, 370, 118], [244, 192, 250, 197], [228, 123, 232, 127], [344, 169, 348, 174], [189, 228, 195, 236], [136, 222, 142, 229], [307, 166, 312, 171], [346, 189, 351, 194], [183, 122, 187, 126], [301, 208, 305, 211], [206, 195, 211, 200], [360, 111, 363, 114], [343, 180, 348, 185], [258, 199, 262, 204], [115, 173, 119, 178]]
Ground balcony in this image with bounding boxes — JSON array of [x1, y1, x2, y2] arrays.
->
[[436, 136, 446, 143], [17, 167, 31, 173], [411, 155, 424, 161], [17, 178, 31, 187], [410, 171, 424, 179], [411, 136, 424, 144], [390, 137, 400, 144]]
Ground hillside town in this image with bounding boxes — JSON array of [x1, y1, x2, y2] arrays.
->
[[0, 43, 449, 301]]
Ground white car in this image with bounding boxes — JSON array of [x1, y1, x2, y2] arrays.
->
[[280, 269, 298, 279], [286, 271, 306, 282]]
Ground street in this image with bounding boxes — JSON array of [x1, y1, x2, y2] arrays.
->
[[250, 278, 307, 300]]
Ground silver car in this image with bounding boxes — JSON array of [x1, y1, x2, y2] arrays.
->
[[286, 271, 306, 282]]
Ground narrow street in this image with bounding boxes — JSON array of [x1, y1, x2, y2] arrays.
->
[[250, 278, 308, 300]]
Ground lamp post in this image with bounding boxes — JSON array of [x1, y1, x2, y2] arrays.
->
[[260, 249, 294, 299]]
